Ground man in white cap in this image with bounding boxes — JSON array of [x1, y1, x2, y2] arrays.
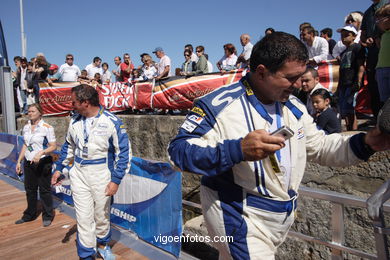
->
[[153, 47, 172, 79]]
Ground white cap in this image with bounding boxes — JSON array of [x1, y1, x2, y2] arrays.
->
[[337, 25, 358, 35]]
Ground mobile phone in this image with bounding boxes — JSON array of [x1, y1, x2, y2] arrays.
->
[[270, 126, 294, 140], [55, 174, 65, 184]]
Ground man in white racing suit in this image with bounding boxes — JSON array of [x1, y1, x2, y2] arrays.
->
[[168, 32, 390, 259], [52, 84, 131, 260]]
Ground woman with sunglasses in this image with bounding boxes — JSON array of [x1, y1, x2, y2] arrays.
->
[[184, 46, 209, 76], [15, 103, 57, 227], [180, 50, 196, 76]]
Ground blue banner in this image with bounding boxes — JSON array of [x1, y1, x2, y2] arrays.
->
[[0, 133, 24, 180], [112, 157, 182, 257]]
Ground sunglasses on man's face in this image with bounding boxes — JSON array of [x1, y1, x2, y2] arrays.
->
[[66, 58, 73, 60]]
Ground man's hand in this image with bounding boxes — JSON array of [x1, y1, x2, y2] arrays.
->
[[241, 130, 286, 161], [366, 37, 374, 47], [105, 182, 119, 196], [308, 59, 317, 67], [365, 127, 390, 152], [51, 170, 62, 186]]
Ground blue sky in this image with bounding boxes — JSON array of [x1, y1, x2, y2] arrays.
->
[[1, 0, 370, 72]]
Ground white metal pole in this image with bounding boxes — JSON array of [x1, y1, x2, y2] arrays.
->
[[19, 0, 26, 57]]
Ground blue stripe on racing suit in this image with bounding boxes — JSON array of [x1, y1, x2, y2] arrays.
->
[[104, 111, 131, 184]]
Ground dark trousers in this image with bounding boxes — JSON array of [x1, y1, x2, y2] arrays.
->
[[367, 68, 382, 118], [366, 47, 383, 118], [22, 156, 53, 221]]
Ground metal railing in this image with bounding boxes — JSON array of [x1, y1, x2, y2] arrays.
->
[[183, 185, 390, 259]]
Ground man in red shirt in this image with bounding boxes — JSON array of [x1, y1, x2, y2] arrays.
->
[[120, 53, 134, 82]]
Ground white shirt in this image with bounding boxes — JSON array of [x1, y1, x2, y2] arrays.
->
[[59, 63, 81, 82], [304, 36, 329, 63], [20, 67, 27, 90], [102, 70, 112, 83], [23, 119, 56, 161], [262, 102, 291, 189], [191, 53, 199, 63], [157, 55, 172, 77], [85, 63, 103, 79], [240, 42, 253, 68], [218, 54, 238, 70], [142, 65, 158, 80], [207, 61, 213, 73]]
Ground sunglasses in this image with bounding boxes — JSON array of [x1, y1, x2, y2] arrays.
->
[[184, 54, 190, 57], [66, 58, 73, 60], [196, 50, 202, 53]]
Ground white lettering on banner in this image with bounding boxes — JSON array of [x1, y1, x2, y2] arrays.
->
[[102, 82, 133, 95], [111, 207, 137, 222], [103, 96, 132, 109], [100, 84, 111, 95]]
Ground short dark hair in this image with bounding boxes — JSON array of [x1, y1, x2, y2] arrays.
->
[[265, 27, 275, 34], [71, 84, 100, 107], [185, 44, 194, 51], [304, 66, 319, 78], [250, 32, 308, 74], [93, 56, 101, 63], [184, 50, 192, 56], [223, 43, 237, 55], [311, 88, 331, 100], [320, 28, 333, 38], [299, 22, 311, 31], [114, 56, 121, 60], [102, 62, 108, 68], [302, 26, 315, 35], [140, 53, 149, 58], [196, 45, 204, 52], [14, 56, 21, 62]]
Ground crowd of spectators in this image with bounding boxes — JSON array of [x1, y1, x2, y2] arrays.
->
[[11, 1, 390, 133]]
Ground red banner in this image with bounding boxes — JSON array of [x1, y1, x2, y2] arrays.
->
[[98, 82, 135, 112], [39, 82, 77, 116], [317, 61, 339, 93], [38, 70, 245, 116], [38, 67, 338, 116]]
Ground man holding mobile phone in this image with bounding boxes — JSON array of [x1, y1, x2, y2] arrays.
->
[[168, 32, 390, 259]]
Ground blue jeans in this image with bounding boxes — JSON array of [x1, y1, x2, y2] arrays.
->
[[20, 89, 27, 114], [376, 67, 390, 102]]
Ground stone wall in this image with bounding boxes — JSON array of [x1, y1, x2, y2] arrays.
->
[[14, 115, 390, 259]]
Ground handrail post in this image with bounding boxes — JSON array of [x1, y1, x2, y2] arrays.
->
[[372, 208, 389, 260], [331, 203, 345, 260]]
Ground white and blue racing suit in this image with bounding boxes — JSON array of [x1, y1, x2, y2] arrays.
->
[[56, 107, 131, 258], [168, 75, 372, 259]]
